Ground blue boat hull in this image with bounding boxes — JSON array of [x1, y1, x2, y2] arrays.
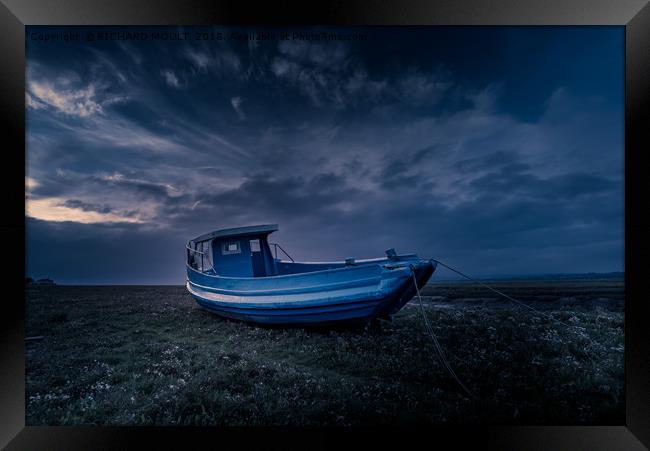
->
[[186, 256, 436, 326]]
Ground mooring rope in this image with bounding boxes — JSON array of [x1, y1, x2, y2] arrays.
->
[[410, 266, 474, 398], [428, 258, 598, 366], [430, 259, 587, 332], [409, 257, 603, 397]]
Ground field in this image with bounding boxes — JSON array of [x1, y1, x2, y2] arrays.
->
[[25, 279, 624, 425]]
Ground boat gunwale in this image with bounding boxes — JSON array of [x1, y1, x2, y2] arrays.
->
[[274, 254, 417, 266], [186, 256, 424, 281]]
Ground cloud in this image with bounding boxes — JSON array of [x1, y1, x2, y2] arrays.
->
[[161, 69, 181, 88], [28, 80, 103, 117], [25, 176, 40, 191], [26, 61, 131, 118], [269, 41, 357, 107], [26, 92, 47, 110], [26, 196, 143, 224], [230, 96, 246, 120], [270, 57, 297, 78], [344, 69, 388, 102], [216, 50, 242, 73], [395, 70, 451, 106], [270, 43, 449, 109], [25, 28, 624, 282], [26, 168, 182, 226], [278, 40, 349, 68], [32, 111, 198, 157], [116, 41, 143, 65], [270, 57, 323, 105], [184, 47, 212, 71], [95, 172, 179, 201], [183, 45, 242, 75], [61, 199, 115, 214], [27, 79, 622, 244]]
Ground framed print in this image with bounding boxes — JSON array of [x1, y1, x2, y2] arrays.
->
[[2, 0, 649, 449]]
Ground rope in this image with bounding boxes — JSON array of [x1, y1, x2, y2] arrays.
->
[[429, 258, 597, 364], [410, 258, 601, 400], [410, 267, 474, 398], [431, 259, 587, 332]]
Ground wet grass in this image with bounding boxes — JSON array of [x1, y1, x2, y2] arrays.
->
[[25, 279, 624, 425]]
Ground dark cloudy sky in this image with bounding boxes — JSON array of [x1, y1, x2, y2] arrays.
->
[[25, 26, 624, 284]]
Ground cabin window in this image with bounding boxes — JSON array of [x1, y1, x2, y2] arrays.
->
[[201, 241, 213, 271], [250, 239, 261, 252], [222, 241, 241, 255]]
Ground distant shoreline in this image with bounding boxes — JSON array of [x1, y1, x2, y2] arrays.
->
[[430, 272, 625, 283]]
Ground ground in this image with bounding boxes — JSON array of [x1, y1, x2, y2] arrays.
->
[[25, 279, 624, 425]]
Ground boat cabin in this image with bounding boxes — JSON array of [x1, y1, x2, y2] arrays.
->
[[187, 223, 423, 281], [187, 224, 280, 277]]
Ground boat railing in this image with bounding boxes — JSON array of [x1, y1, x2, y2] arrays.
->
[[270, 243, 295, 262]]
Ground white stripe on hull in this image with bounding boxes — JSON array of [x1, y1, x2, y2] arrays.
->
[[186, 280, 386, 306]]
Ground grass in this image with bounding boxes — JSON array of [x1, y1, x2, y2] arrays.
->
[[25, 279, 624, 425]]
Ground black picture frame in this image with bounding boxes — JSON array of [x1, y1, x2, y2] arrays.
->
[[2, 0, 648, 449]]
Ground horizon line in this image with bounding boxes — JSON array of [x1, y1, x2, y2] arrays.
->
[[26, 270, 625, 286]]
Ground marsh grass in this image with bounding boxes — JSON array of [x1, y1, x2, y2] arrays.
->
[[25, 280, 624, 425]]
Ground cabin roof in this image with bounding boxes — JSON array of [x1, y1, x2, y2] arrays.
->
[[190, 224, 278, 244]]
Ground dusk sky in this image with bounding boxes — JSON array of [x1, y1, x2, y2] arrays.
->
[[25, 26, 624, 284]]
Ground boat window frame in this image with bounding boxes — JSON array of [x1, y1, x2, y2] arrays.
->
[[249, 239, 261, 253], [221, 240, 241, 255]]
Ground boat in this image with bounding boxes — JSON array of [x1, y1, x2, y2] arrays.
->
[[185, 224, 437, 326]]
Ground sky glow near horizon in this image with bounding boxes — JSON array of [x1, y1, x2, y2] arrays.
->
[[26, 26, 624, 284]]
